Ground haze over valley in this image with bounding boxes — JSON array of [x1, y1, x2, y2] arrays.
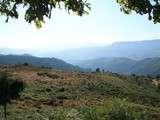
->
[[1, 39, 160, 76]]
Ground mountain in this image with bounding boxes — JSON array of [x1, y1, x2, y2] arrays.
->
[[132, 58, 160, 76], [77, 57, 160, 76], [1, 40, 160, 63], [0, 54, 84, 71], [78, 57, 136, 74], [43, 39, 160, 63]]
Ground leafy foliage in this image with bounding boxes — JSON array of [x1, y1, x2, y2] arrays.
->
[[117, 0, 160, 23], [0, 0, 90, 28], [1, 0, 160, 27]]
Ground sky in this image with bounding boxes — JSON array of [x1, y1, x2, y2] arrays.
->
[[1, 0, 160, 52]]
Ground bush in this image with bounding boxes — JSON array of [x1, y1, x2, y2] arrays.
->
[[80, 107, 101, 120], [96, 68, 101, 73], [23, 62, 29, 66], [37, 72, 59, 79], [107, 99, 150, 120], [49, 108, 83, 120], [107, 99, 135, 120]]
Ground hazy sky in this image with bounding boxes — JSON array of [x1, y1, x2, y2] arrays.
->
[[1, 0, 160, 51]]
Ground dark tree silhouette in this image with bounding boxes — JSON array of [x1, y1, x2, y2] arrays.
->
[[0, 72, 25, 119], [96, 68, 101, 73], [1, 0, 160, 28], [0, 0, 90, 28], [117, 0, 160, 23]]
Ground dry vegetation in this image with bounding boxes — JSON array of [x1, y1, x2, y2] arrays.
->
[[0, 64, 160, 120]]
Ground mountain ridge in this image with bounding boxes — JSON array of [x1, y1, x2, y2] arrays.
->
[[44, 39, 160, 62], [0, 54, 85, 71], [77, 57, 160, 76], [1, 39, 160, 61]]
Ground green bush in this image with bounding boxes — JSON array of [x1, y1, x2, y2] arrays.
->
[[80, 107, 101, 120], [107, 99, 150, 120], [49, 108, 83, 120], [37, 72, 59, 79]]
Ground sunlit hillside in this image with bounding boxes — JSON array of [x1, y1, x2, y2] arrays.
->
[[0, 65, 160, 120]]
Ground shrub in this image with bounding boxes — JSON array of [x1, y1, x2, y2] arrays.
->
[[49, 108, 83, 120], [23, 62, 29, 66], [96, 68, 101, 73], [107, 99, 150, 120], [37, 72, 59, 79], [80, 107, 101, 120]]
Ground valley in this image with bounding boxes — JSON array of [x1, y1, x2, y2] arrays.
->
[[0, 40, 160, 119]]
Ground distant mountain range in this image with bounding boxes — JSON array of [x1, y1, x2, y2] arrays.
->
[[77, 57, 160, 76], [1, 40, 160, 62], [0, 54, 160, 76], [1, 40, 160, 75], [44, 39, 160, 62], [0, 54, 85, 71]]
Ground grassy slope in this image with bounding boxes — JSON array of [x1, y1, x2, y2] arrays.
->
[[0, 65, 160, 120]]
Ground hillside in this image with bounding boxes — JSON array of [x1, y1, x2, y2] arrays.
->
[[0, 54, 83, 71], [132, 58, 160, 76], [0, 65, 160, 119], [77, 57, 160, 76], [78, 57, 136, 74]]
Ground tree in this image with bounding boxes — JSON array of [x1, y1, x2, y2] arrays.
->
[[1, 0, 160, 28], [96, 68, 101, 73], [117, 0, 160, 23], [0, 71, 25, 119], [0, 0, 91, 28]]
